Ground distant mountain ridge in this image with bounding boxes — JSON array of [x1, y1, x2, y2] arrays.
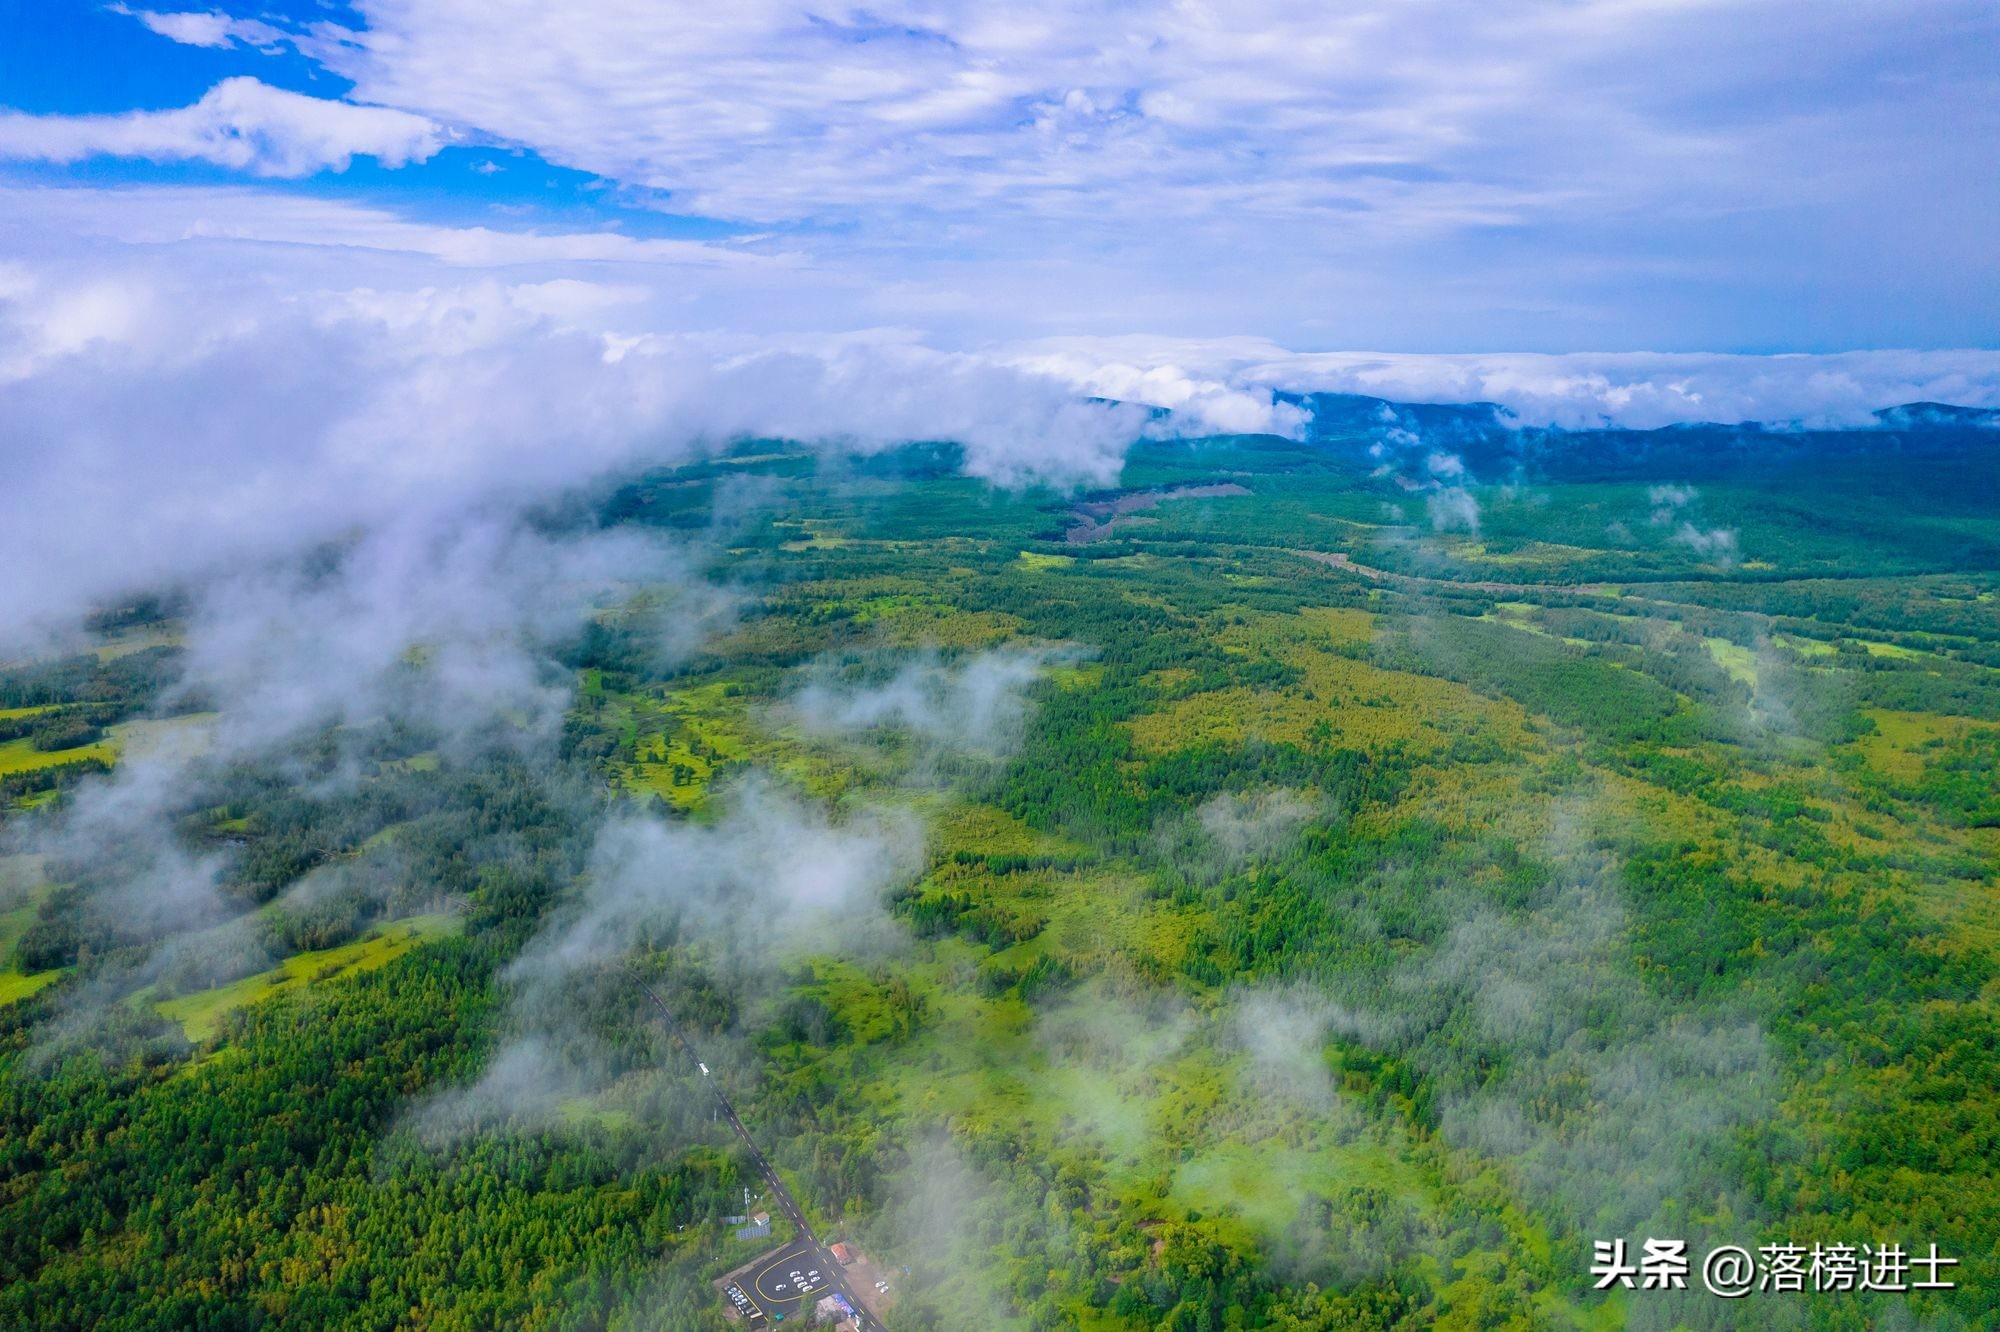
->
[[1279, 391, 2000, 439], [1269, 392, 2000, 486], [1871, 401, 2000, 430]]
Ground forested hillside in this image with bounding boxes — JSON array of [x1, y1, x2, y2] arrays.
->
[[3, 407, 1996, 1329]]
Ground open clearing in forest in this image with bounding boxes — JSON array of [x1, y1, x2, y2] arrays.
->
[[152, 913, 461, 1041]]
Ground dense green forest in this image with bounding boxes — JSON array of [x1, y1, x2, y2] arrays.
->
[[3, 402, 1997, 1328]]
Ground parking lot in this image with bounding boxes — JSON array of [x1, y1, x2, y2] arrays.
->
[[746, 1238, 834, 1321], [719, 1278, 761, 1324]]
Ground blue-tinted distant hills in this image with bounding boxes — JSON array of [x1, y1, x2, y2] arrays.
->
[[1285, 391, 2000, 438], [1274, 392, 1998, 486], [1871, 401, 2000, 430]]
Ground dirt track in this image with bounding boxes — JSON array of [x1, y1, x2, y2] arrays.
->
[[1291, 548, 1618, 597], [1065, 483, 1253, 543]]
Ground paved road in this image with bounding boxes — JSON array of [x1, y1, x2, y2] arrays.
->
[[630, 971, 878, 1329]]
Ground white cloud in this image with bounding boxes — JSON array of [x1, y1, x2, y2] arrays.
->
[[300, 0, 1988, 238], [1668, 523, 1738, 561], [4, 223, 1991, 650], [0, 173, 1993, 654], [0, 78, 444, 177], [1195, 790, 1320, 868], [1002, 337, 1310, 437], [1019, 337, 2000, 429], [787, 647, 1063, 759], [216, 1, 1998, 350], [35, 3, 2000, 346], [175, 514, 671, 754], [110, 5, 288, 50], [519, 782, 925, 985], [0, 262, 1144, 642], [10, 184, 779, 269], [1426, 486, 1481, 533], [1230, 988, 1348, 1112]]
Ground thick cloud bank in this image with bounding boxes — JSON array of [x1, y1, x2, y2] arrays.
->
[[1016, 338, 2000, 432], [6, 228, 1996, 648], [0, 265, 1143, 641]]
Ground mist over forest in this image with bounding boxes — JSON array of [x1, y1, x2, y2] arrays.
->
[[5, 2, 1999, 1328], [4, 388, 1997, 1328]]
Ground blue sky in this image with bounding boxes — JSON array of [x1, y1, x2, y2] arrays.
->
[[3, 3, 2000, 633], [5, 0, 1998, 352]]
